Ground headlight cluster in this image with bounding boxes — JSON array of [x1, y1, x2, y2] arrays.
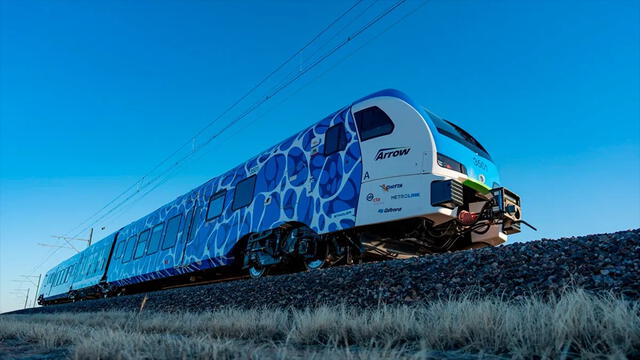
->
[[437, 153, 467, 174]]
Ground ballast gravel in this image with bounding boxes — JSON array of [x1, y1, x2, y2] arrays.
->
[[8, 229, 640, 314]]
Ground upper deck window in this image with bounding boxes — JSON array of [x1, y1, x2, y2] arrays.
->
[[134, 230, 151, 259], [147, 222, 165, 255], [354, 106, 394, 141], [162, 214, 182, 250], [426, 111, 492, 160], [206, 191, 226, 220], [114, 240, 126, 260], [232, 176, 256, 211], [324, 123, 347, 155], [122, 235, 137, 263]]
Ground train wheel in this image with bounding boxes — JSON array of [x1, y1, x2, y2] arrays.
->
[[248, 265, 267, 279], [304, 241, 328, 271]]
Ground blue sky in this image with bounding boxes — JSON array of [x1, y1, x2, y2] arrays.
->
[[1, 0, 638, 312]]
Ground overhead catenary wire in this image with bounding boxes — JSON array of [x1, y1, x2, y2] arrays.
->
[[201, 0, 433, 164], [62, 0, 367, 240], [24, 1, 373, 281], [28, 0, 410, 285], [68, 0, 407, 238]]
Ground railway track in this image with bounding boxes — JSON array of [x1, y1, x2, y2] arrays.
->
[[6, 229, 639, 315]]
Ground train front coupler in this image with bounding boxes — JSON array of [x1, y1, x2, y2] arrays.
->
[[431, 180, 535, 245], [474, 187, 536, 233]]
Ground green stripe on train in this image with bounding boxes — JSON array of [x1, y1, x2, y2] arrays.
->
[[463, 179, 491, 194]]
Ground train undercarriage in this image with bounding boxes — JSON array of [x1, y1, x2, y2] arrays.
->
[[39, 185, 533, 305]]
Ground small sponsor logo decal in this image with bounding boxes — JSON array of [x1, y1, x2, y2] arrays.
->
[[378, 207, 402, 214], [375, 147, 411, 161], [333, 209, 354, 218], [366, 193, 381, 203], [390, 192, 420, 200], [478, 174, 486, 184], [380, 183, 402, 192]]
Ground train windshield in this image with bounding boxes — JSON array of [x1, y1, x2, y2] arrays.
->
[[426, 110, 492, 161]]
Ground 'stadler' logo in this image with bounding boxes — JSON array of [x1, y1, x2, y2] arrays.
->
[[375, 147, 410, 161]]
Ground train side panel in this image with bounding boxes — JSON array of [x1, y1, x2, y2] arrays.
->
[[102, 106, 363, 287], [41, 253, 81, 302], [181, 106, 362, 266], [105, 192, 198, 287], [70, 233, 118, 294]]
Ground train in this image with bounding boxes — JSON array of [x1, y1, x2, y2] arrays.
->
[[37, 89, 530, 305]]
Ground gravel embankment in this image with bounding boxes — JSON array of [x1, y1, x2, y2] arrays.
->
[[7, 229, 640, 314]]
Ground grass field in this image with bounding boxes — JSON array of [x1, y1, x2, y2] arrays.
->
[[1, 290, 638, 359]]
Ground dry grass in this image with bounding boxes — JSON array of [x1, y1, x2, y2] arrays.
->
[[1, 290, 638, 359]]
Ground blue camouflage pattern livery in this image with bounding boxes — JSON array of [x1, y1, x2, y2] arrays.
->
[[104, 106, 363, 287]]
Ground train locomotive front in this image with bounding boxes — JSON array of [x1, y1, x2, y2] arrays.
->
[[37, 89, 531, 305], [350, 90, 529, 258]]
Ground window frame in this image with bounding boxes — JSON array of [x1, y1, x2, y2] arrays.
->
[[146, 222, 165, 256], [232, 175, 257, 211], [427, 111, 492, 161], [354, 106, 395, 141], [133, 229, 151, 260], [114, 240, 126, 260], [324, 123, 348, 155], [206, 190, 227, 221], [122, 235, 137, 263], [161, 214, 183, 250]]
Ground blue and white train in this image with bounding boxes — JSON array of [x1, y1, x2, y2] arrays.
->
[[37, 89, 528, 305]]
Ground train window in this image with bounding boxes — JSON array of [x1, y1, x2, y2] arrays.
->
[[68, 265, 74, 281], [147, 222, 165, 255], [206, 191, 226, 220], [134, 230, 151, 259], [122, 235, 137, 263], [324, 123, 347, 155], [114, 240, 126, 259], [162, 214, 182, 250], [354, 106, 394, 141], [232, 176, 256, 210], [427, 111, 492, 161]]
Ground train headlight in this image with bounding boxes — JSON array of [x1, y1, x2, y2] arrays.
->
[[437, 153, 467, 175]]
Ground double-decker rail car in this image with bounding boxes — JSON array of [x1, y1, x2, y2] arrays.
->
[[38, 89, 530, 305]]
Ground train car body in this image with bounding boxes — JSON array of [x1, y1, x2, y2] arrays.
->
[[38, 89, 525, 304], [37, 234, 116, 303]]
